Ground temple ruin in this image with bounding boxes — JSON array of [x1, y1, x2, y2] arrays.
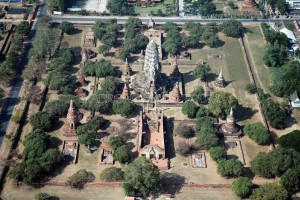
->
[[170, 82, 182, 102], [123, 58, 133, 77], [136, 105, 168, 169], [99, 137, 114, 165], [121, 83, 131, 100], [61, 100, 82, 137], [169, 57, 180, 80], [240, 0, 259, 14], [220, 107, 242, 137]]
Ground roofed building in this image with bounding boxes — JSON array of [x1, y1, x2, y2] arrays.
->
[[290, 91, 300, 107]]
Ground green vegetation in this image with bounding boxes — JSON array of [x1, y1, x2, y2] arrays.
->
[[107, 0, 134, 15], [84, 90, 112, 113], [262, 99, 286, 129], [208, 91, 238, 119], [217, 159, 244, 177], [59, 22, 74, 34], [67, 169, 93, 188], [250, 183, 288, 200], [245, 83, 257, 94], [30, 111, 52, 131], [278, 130, 300, 153], [183, 0, 216, 16], [112, 99, 135, 117], [123, 157, 160, 197], [280, 168, 300, 193], [193, 64, 211, 81], [209, 147, 227, 162], [109, 136, 126, 151], [243, 123, 270, 145], [181, 100, 198, 118], [221, 20, 244, 38], [100, 76, 120, 94], [191, 86, 205, 104], [176, 125, 194, 138], [45, 99, 69, 117], [100, 167, 124, 182], [232, 177, 252, 198], [113, 145, 131, 164], [44, 69, 75, 94], [162, 22, 182, 55], [35, 192, 51, 200], [84, 60, 117, 78]]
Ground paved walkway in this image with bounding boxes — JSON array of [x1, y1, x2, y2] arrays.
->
[[178, 0, 184, 17]]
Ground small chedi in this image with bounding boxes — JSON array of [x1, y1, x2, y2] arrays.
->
[[136, 104, 168, 169], [121, 83, 131, 100], [220, 107, 242, 137], [132, 41, 168, 101], [61, 100, 82, 137], [170, 57, 180, 80], [77, 68, 87, 86], [170, 82, 182, 102], [123, 58, 133, 76], [215, 69, 225, 88]]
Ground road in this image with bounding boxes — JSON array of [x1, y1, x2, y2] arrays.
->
[[178, 0, 184, 17], [0, 2, 45, 147], [51, 15, 298, 24]]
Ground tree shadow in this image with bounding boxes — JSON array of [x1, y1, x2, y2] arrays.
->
[[235, 106, 257, 122], [181, 71, 196, 85], [225, 80, 235, 87], [50, 119, 64, 132], [285, 116, 297, 129], [160, 172, 185, 196], [165, 117, 176, 159], [213, 40, 225, 48], [67, 28, 82, 35], [49, 136, 63, 148], [226, 154, 239, 160], [205, 72, 217, 82]]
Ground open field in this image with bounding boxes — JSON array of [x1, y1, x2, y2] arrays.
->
[[134, 0, 176, 16], [244, 25, 272, 94]]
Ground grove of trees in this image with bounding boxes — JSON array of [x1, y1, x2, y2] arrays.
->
[[243, 123, 270, 145]]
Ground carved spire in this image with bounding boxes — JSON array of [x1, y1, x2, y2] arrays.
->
[[215, 69, 225, 88], [220, 107, 240, 135], [123, 58, 133, 76], [121, 83, 131, 99], [62, 100, 81, 137], [170, 56, 180, 79], [77, 68, 87, 86], [170, 82, 181, 102]]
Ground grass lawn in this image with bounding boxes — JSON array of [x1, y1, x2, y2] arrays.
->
[[244, 25, 272, 94], [134, 0, 176, 15]]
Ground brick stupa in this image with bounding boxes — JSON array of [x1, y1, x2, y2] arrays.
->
[[214, 69, 225, 88], [123, 58, 133, 76], [121, 83, 131, 99], [77, 68, 87, 86], [170, 82, 181, 102], [62, 100, 81, 137], [170, 56, 180, 79]]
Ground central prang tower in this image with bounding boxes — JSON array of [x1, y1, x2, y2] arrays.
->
[[143, 40, 160, 84]]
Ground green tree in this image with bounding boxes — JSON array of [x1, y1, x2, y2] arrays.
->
[[67, 169, 92, 188], [84, 60, 117, 78], [243, 123, 270, 145], [107, 0, 134, 15], [196, 106, 213, 118], [209, 146, 227, 162], [250, 183, 288, 200], [99, 44, 111, 55], [38, 149, 64, 173], [208, 91, 238, 119], [109, 136, 126, 151], [100, 167, 124, 182], [35, 192, 51, 200], [59, 22, 74, 34], [100, 76, 120, 94], [278, 130, 300, 153], [78, 133, 95, 147], [280, 168, 300, 193], [199, 2, 216, 16], [112, 99, 135, 117], [181, 100, 199, 118], [23, 129, 50, 159], [16, 21, 30, 37], [193, 64, 211, 81], [113, 145, 131, 164], [221, 19, 244, 38], [44, 70, 75, 94], [232, 177, 252, 198], [246, 83, 257, 94], [217, 159, 244, 177], [45, 100, 69, 117], [48, 0, 65, 12], [156, 9, 163, 16], [196, 116, 215, 131], [181, 36, 198, 48], [191, 86, 206, 104], [30, 111, 52, 131], [263, 41, 287, 68], [176, 125, 194, 138], [201, 30, 220, 47], [84, 90, 112, 113], [196, 133, 218, 150], [162, 28, 182, 55], [262, 99, 286, 129], [33, 26, 59, 58], [123, 157, 160, 197]]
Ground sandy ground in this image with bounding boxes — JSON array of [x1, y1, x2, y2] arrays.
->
[[84, 0, 107, 13]]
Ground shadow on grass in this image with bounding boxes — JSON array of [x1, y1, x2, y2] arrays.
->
[[160, 172, 185, 196], [165, 117, 176, 159], [67, 28, 82, 36], [181, 71, 196, 85], [236, 106, 257, 122]]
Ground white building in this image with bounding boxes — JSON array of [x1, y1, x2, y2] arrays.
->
[[280, 27, 297, 43], [287, 0, 300, 10], [290, 91, 300, 108]]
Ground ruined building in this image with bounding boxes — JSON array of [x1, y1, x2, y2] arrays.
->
[[61, 100, 82, 137], [123, 58, 133, 76], [136, 105, 168, 169], [170, 57, 180, 80], [121, 83, 131, 100]]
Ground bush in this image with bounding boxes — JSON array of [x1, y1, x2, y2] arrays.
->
[[109, 136, 126, 151], [209, 147, 227, 162], [278, 130, 300, 153], [113, 145, 131, 164], [30, 111, 52, 131], [176, 125, 194, 138], [196, 106, 212, 118], [100, 167, 124, 182], [67, 169, 93, 188], [35, 192, 51, 200], [217, 159, 244, 177], [176, 141, 192, 156], [112, 99, 136, 117], [196, 133, 218, 150], [11, 109, 21, 123], [182, 100, 198, 118], [246, 83, 257, 94], [232, 177, 252, 198], [250, 183, 288, 200], [243, 123, 270, 145], [191, 86, 206, 104], [280, 168, 300, 193]]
